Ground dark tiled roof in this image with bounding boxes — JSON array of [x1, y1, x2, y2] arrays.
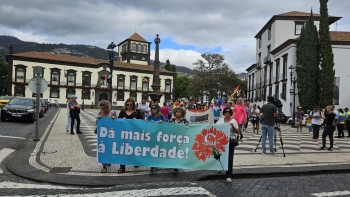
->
[[10, 51, 173, 73], [128, 33, 147, 42]]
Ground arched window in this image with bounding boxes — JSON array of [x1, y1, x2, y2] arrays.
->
[[137, 44, 142, 53], [142, 44, 147, 54]]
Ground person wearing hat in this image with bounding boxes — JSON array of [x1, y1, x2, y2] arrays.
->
[[68, 95, 81, 135], [295, 106, 304, 132], [169, 107, 189, 173]]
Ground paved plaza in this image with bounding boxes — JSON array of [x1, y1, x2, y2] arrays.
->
[[5, 108, 350, 186]]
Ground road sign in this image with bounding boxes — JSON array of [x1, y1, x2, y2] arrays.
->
[[28, 77, 48, 94]]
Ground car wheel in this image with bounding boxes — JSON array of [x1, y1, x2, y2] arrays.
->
[[288, 119, 292, 124], [29, 115, 35, 123]]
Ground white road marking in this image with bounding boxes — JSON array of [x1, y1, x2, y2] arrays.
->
[[311, 191, 350, 197], [0, 135, 26, 140], [0, 148, 15, 173], [0, 182, 214, 197]]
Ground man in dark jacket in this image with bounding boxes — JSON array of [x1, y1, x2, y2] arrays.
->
[[68, 95, 81, 135]]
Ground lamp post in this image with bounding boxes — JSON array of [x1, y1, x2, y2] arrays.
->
[[289, 65, 301, 127], [149, 34, 163, 103], [107, 42, 117, 104], [1, 75, 6, 95]]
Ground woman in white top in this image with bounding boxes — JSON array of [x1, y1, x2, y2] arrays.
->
[[216, 106, 239, 183], [251, 104, 260, 133], [138, 100, 150, 118], [65, 96, 71, 133]]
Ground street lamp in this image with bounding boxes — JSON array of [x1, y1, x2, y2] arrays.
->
[[289, 64, 301, 127], [1, 75, 7, 96], [107, 42, 117, 104]]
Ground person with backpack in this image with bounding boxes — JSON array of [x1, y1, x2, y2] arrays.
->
[[336, 108, 346, 138], [309, 106, 323, 142], [320, 105, 337, 151]]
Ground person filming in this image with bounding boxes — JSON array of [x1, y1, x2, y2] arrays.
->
[[260, 96, 279, 154]]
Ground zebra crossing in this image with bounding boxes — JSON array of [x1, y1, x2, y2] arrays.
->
[[77, 109, 350, 157]]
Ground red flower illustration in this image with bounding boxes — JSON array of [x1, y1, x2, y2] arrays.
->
[[192, 126, 229, 162]]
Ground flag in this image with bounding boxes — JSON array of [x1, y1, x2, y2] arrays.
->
[[104, 75, 108, 81], [228, 85, 240, 101], [64, 69, 67, 78]]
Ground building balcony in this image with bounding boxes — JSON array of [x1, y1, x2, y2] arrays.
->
[[256, 62, 261, 69], [263, 55, 271, 64]]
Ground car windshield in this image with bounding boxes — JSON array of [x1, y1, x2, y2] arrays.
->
[[0, 96, 12, 100], [9, 98, 33, 106]]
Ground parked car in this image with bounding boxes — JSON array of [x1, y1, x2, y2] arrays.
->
[[0, 96, 12, 108], [1, 97, 36, 123], [41, 99, 48, 113], [38, 100, 44, 118], [42, 99, 49, 112]]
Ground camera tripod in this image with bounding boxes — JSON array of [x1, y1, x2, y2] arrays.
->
[[254, 122, 286, 157]]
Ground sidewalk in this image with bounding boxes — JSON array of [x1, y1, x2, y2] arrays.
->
[[6, 109, 350, 186]]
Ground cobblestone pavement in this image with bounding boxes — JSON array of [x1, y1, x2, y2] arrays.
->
[[3, 108, 350, 196]]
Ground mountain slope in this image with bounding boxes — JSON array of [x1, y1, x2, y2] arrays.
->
[[0, 35, 193, 75]]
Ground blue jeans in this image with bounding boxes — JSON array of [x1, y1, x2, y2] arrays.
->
[[261, 124, 274, 153], [65, 115, 71, 131]]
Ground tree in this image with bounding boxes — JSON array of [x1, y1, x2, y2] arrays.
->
[[174, 75, 190, 100], [318, 0, 335, 108], [164, 59, 176, 72], [188, 53, 240, 103], [0, 56, 8, 95], [296, 9, 320, 111], [0, 56, 7, 77]]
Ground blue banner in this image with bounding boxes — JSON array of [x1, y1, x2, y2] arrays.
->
[[97, 118, 230, 170]]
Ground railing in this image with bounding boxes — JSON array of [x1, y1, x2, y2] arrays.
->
[[263, 55, 271, 64], [256, 62, 261, 68]]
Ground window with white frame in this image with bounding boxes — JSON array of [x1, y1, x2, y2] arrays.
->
[[50, 88, 59, 98], [117, 75, 125, 89], [16, 68, 25, 82], [50, 69, 60, 85], [295, 22, 304, 35], [130, 77, 137, 90], [165, 79, 171, 92], [132, 43, 136, 52], [67, 72, 75, 86], [142, 44, 147, 54]]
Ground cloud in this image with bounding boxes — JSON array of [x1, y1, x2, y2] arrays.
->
[[0, 0, 349, 73]]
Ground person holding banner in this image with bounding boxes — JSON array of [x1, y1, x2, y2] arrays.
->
[[213, 102, 222, 123], [117, 98, 144, 173], [233, 98, 247, 140], [169, 107, 189, 173], [216, 106, 239, 182], [146, 104, 166, 173], [138, 100, 150, 118], [96, 100, 117, 173]]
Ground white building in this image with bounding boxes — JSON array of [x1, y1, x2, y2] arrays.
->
[[5, 33, 176, 109], [246, 11, 350, 116]]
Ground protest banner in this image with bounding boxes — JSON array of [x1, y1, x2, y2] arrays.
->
[[186, 109, 214, 124], [97, 118, 230, 170]]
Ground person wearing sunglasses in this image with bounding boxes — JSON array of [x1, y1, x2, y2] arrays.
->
[[146, 104, 166, 173], [96, 100, 117, 173], [168, 107, 189, 173], [216, 107, 239, 183], [117, 98, 144, 173]]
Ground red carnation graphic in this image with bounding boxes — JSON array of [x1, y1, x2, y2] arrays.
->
[[192, 126, 229, 162]]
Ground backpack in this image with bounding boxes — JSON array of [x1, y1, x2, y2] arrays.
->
[[311, 110, 322, 116], [332, 118, 340, 126]]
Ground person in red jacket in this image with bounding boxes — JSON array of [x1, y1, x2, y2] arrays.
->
[[160, 102, 170, 121]]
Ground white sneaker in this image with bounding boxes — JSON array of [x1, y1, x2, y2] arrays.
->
[[226, 178, 232, 182]]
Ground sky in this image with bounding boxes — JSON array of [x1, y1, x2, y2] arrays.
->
[[0, 0, 349, 73]]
